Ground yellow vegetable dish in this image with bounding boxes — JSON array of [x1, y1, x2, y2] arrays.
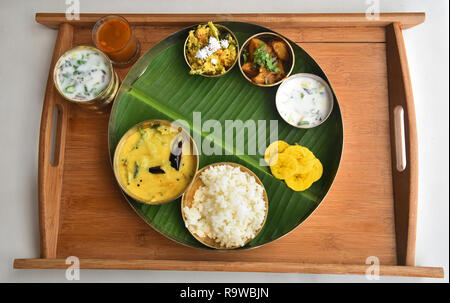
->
[[265, 141, 323, 192], [185, 21, 237, 76], [118, 122, 197, 203]]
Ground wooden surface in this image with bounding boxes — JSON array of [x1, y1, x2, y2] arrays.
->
[[386, 23, 419, 266], [36, 13, 425, 29], [14, 259, 444, 278], [38, 23, 73, 258], [15, 13, 443, 278]]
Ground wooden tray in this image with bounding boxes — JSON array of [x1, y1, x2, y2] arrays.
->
[[14, 13, 444, 278]]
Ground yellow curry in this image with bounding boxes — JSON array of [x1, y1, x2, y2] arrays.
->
[[117, 122, 197, 203]]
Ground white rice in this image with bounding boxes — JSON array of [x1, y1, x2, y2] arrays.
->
[[183, 164, 266, 248]]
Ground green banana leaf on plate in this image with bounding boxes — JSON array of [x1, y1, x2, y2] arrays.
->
[[108, 22, 343, 250]]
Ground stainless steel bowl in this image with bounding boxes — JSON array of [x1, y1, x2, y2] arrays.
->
[[113, 119, 199, 205], [184, 23, 239, 78], [238, 32, 295, 87], [181, 162, 268, 249], [275, 73, 334, 129], [53, 45, 119, 111]]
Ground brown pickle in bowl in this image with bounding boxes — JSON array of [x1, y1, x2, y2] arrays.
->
[[238, 32, 295, 87], [113, 120, 199, 205]]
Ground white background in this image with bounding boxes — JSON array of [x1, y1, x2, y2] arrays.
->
[[0, 0, 448, 283]]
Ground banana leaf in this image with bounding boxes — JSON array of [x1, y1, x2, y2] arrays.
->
[[108, 22, 343, 249]]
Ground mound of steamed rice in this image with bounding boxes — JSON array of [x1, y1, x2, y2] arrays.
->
[[183, 164, 266, 248]]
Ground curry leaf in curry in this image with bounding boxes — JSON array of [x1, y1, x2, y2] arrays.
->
[[138, 127, 146, 136], [149, 166, 165, 174], [133, 162, 140, 179]]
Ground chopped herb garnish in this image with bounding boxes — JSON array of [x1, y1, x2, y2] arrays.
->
[[64, 84, 75, 93], [253, 44, 281, 72], [304, 88, 313, 95]]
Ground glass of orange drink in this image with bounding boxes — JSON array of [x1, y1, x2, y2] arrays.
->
[[92, 15, 140, 66]]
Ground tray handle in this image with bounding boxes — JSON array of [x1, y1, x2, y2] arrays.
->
[[386, 22, 419, 266], [393, 105, 407, 172], [38, 23, 73, 258]]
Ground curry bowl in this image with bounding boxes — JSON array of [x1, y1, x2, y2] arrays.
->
[[113, 119, 199, 205], [238, 32, 295, 87], [184, 22, 239, 78]]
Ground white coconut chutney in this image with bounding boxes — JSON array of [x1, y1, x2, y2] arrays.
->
[[276, 74, 333, 128]]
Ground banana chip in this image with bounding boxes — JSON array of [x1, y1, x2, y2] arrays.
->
[[285, 172, 314, 192], [269, 153, 298, 180], [265, 141, 323, 191], [283, 145, 315, 174], [264, 140, 289, 164], [311, 158, 323, 182]]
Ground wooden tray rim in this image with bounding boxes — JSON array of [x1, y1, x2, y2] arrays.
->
[[16, 12, 444, 279], [35, 12, 425, 29], [14, 258, 444, 278]]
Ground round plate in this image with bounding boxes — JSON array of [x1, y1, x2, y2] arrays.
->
[[108, 22, 343, 250]]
